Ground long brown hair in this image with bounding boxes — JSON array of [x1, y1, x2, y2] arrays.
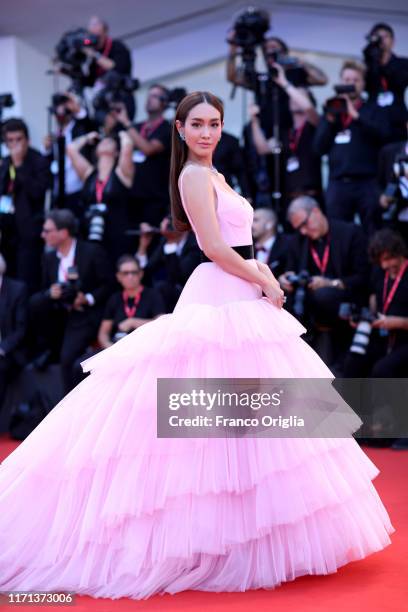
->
[[169, 91, 224, 231]]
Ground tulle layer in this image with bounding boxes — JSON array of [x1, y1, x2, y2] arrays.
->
[[0, 288, 395, 597], [81, 297, 307, 374]]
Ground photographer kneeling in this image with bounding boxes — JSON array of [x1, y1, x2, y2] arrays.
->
[[279, 196, 369, 366], [343, 228, 408, 378], [29, 209, 113, 392]]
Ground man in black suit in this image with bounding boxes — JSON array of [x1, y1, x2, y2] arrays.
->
[[279, 196, 370, 364], [30, 209, 113, 392], [252, 208, 291, 279], [0, 253, 28, 410], [0, 118, 51, 293], [135, 217, 201, 312]]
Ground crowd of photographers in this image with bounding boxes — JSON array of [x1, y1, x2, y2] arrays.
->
[[0, 13, 407, 443]]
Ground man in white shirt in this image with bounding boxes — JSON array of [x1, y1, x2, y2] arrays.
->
[[29, 209, 113, 392]]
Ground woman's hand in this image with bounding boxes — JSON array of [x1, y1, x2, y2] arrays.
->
[[255, 260, 280, 289], [262, 278, 286, 309]]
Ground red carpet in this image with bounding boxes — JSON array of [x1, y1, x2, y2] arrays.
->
[[0, 434, 406, 612]]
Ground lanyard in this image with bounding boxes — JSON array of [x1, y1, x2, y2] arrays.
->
[[309, 236, 330, 275], [288, 122, 306, 154], [95, 176, 109, 203], [140, 117, 164, 139], [122, 287, 144, 318], [95, 37, 113, 77], [341, 99, 363, 129], [7, 165, 16, 194], [382, 260, 408, 314]]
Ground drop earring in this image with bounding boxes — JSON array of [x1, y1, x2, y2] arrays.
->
[[179, 132, 185, 141]]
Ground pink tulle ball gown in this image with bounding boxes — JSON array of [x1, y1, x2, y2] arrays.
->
[[0, 164, 394, 599]]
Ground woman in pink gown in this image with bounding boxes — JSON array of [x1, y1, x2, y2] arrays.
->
[[0, 92, 394, 599]]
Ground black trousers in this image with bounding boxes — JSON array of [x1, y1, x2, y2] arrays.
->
[[325, 177, 381, 235], [29, 294, 100, 393]]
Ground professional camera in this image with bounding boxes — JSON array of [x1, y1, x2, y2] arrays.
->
[[0, 93, 15, 109], [339, 303, 377, 355], [363, 33, 383, 65], [324, 84, 356, 116], [229, 7, 270, 49], [382, 154, 408, 223], [55, 28, 99, 84], [85, 203, 108, 242], [286, 270, 311, 318], [93, 70, 139, 125], [58, 265, 81, 306]]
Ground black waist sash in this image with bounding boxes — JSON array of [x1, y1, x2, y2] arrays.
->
[[200, 244, 254, 263]]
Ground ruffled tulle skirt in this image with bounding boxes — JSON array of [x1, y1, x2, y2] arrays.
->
[[0, 261, 394, 599]]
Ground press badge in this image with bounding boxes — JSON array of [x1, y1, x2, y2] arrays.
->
[[133, 150, 146, 164], [377, 91, 394, 107], [0, 195, 15, 214], [286, 157, 300, 172], [334, 130, 351, 145]]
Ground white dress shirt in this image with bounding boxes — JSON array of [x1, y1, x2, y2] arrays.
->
[[255, 235, 276, 263]]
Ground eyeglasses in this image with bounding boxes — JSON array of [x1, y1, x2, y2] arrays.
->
[[41, 227, 57, 234], [293, 210, 312, 232], [119, 270, 140, 276]]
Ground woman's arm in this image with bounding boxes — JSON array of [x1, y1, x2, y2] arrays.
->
[[116, 130, 135, 188], [181, 166, 284, 307], [98, 319, 114, 349], [66, 133, 96, 182]]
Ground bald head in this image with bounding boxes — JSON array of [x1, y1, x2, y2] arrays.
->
[[252, 207, 278, 241], [287, 196, 328, 240]]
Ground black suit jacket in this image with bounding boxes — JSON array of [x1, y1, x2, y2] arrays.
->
[[378, 141, 406, 190], [142, 232, 201, 287], [40, 240, 113, 311], [0, 148, 51, 240], [0, 277, 28, 363], [265, 233, 292, 279], [213, 132, 250, 197], [285, 220, 369, 296]]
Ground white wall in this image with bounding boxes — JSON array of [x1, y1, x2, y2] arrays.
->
[[0, 36, 54, 149]]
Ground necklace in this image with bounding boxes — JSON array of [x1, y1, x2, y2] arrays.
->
[[184, 161, 218, 174]]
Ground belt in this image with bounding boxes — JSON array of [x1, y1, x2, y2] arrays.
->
[[200, 244, 254, 263]]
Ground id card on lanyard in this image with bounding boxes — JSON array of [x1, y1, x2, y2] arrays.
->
[[123, 287, 144, 318], [380, 260, 408, 339], [309, 236, 330, 275], [0, 165, 16, 214]]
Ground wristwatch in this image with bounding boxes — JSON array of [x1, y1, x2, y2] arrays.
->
[[331, 279, 342, 288]]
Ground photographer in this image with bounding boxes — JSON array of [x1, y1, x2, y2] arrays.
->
[[67, 129, 134, 265], [114, 84, 172, 227], [279, 196, 369, 363], [378, 113, 408, 243], [363, 23, 408, 143], [0, 253, 28, 412], [83, 16, 132, 88], [0, 118, 51, 293], [314, 60, 391, 235], [135, 217, 201, 312], [29, 209, 113, 392], [249, 63, 321, 207], [43, 91, 95, 216], [343, 228, 408, 377], [98, 255, 166, 347]]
